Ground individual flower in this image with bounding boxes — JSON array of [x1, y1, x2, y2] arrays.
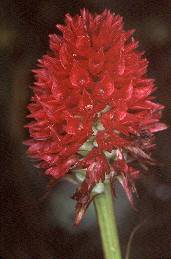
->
[[25, 9, 167, 224]]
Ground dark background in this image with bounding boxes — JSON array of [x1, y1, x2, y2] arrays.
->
[[0, 1, 171, 258]]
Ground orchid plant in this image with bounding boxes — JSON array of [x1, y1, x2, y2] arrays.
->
[[25, 9, 166, 259]]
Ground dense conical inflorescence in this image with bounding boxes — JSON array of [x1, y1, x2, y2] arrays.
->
[[25, 9, 166, 224]]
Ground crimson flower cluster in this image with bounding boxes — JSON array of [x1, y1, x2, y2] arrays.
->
[[25, 9, 166, 224]]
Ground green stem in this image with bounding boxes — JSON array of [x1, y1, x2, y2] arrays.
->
[[94, 182, 122, 259]]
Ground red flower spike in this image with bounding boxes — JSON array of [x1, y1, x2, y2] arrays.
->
[[25, 9, 167, 224]]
